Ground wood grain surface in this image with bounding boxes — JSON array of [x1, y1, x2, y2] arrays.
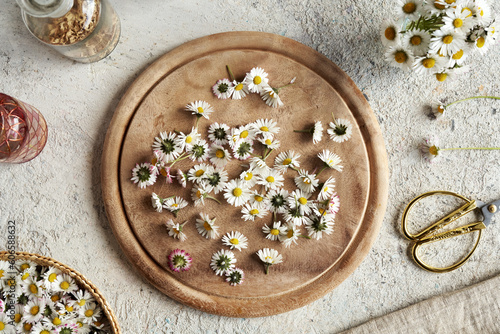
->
[[101, 32, 389, 317]]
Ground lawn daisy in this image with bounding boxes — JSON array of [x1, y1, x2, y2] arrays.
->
[[230, 125, 257, 145], [195, 213, 219, 239], [274, 150, 300, 172], [167, 249, 193, 272], [413, 54, 446, 75], [131, 163, 157, 189], [305, 213, 335, 240], [31, 322, 54, 334], [294, 170, 319, 194], [79, 302, 102, 325], [485, 18, 498, 45], [209, 144, 231, 168], [327, 117, 352, 143], [151, 192, 164, 213], [210, 249, 236, 276], [240, 169, 257, 188], [380, 18, 401, 47], [266, 188, 289, 214], [241, 203, 268, 221], [329, 192, 341, 215], [256, 248, 283, 274], [318, 176, 336, 201], [318, 149, 344, 172], [226, 268, 245, 286], [402, 29, 432, 56], [262, 221, 286, 241], [419, 136, 441, 163], [475, 0, 492, 25], [385, 46, 415, 71], [186, 100, 214, 120], [232, 139, 254, 160], [21, 278, 43, 299], [283, 207, 308, 226], [249, 190, 267, 206], [163, 197, 188, 217], [252, 119, 280, 137], [287, 190, 314, 216], [256, 169, 284, 190], [43, 266, 62, 288], [223, 179, 251, 207], [22, 298, 46, 323], [212, 78, 233, 99], [430, 27, 466, 56], [434, 65, 469, 82], [152, 131, 182, 163], [447, 47, 469, 67], [204, 166, 229, 194], [72, 290, 95, 309], [208, 122, 230, 146], [175, 127, 200, 152], [249, 156, 270, 174], [54, 274, 78, 294], [474, 33, 490, 54], [229, 80, 249, 99], [279, 223, 300, 248], [0, 313, 15, 333], [443, 5, 475, 34], [424, 0, 449, 15], [259, 135, 280, 150], [188, 139, 209, 162], [294, 121, 323, 144], [431, 100, 447, 118], [395, 0, 421, 20], [165, 220, 188, 241], [222, 231, 249, 251], [243, 67, 269, 93], [177, 169, 188, 188], [261, 86, 283, 108], [187, 163, 210, 184], [191, 184, 211, 206]]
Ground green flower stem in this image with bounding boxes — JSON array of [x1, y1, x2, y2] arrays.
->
[[264, 149, 274, 160], [264, 263, 270, 275], [207, 195, 221, 205], [289, 166, 300, 172], [445, 96, 500, 108], [275, 81, 295, 93], [298, 235, 311, 239], [440, 147, 500, 151], [316, 165, 328, 177], [331, 112, 338, 126], [195, 115, 202, 129], [169, 153, 189, 167], [226, 65, 236, 81], [250, 153, 263, 159]]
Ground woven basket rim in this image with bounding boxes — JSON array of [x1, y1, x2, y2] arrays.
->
[[0, 251, 121, 334]]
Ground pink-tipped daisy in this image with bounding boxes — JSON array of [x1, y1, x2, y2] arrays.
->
[[212, 78, 233, 99], [167, 249, 193, 272]]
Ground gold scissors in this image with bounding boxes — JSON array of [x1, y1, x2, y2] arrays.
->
[[401, 191, 498, 273]]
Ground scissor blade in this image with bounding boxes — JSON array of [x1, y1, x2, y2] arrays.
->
[[480, 199, 500, 227]]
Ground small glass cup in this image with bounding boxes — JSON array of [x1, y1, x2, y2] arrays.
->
[[0, 93, 48, 163]]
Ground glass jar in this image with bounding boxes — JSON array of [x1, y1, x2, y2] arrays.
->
[[16, 0, 121, 63]]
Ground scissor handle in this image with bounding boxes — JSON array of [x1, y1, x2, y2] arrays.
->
[[412, 221, 486, 273], [401, 191, 476, 241]]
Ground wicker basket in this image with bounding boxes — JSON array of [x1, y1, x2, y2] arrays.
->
[[0, 251, 121, 334]]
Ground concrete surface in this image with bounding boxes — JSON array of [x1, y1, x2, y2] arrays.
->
[[1, 0, 500, 333]]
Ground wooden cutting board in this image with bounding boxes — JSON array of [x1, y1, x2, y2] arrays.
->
[[101, 32, 388, 317]]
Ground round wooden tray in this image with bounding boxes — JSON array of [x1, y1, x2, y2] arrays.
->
[[101, 32, 388, 317]]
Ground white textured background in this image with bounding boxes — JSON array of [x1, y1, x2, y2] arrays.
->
[[1, 0, 500, 333]]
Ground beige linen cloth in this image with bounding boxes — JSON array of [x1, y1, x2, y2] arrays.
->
[[341, 274, 500, 334]]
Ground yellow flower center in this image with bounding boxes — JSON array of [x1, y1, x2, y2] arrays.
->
[[479, 7, 484, 16], [85, 309, 94, 317], [60, 281, 70, 290], [160, 168, 168, 177], [436, 73, 448, 82], [65, 305, 74, 312], [253, 76, 262, 85], [422, 58, 436, 69], [215, 149, 225, 158], [53, 317, 62, 326], [197, 107, 204, 114], [437, 106, 445, 114], [282, 158, 292, 165], [445, 0, 455, 3], [255, 195, 263, 202], [173, 228, 180, 235], [230, 238, 239, 245], [319, 208, 326, 214], [250, 209, 259, 215], [78, 299, 86, 306], [323, 186, 329, 192], [7, 279, 15, 287], [240, 130, 249, 138], [0, 270, 3, 278], [385, 27, 396, 41], [172, 203, 178, 207], [22, 272, 30, 280], [266, 176, 275, 183], [244, 172, 253, 181], [41, 331, 50, 334], [429, 146, 439, 156], [233, 188, 243, 197], [265, 139, 272, 145], [235, 83, 243, 91], [265, 256, 273, 262], [195, 169, 205, 177], [403, 2, 416, 13], [24, 323, 32, 331], [410, 35, 422, 45], [151, 157, 158, 165], [442, 35, 453, 44], [20, 263, 30, 271], [260, 126, 269, 132], [14, 313, 21, 323], [51, 295, 60, 302], [30, 306, 39, 315], [271, 229, 280, 235], [0, 322, 4, 330], [303, 178, 311, 184], [461, 7, 472, 17], [452, 49, 464, 60], [434, 1, 446, 9], [476, 36, 485, 48], [394, 51, 407, 63], [185, 136, 192, 144], [287, 230, 294, 238], [94, 321, 103, 327], [298, 197, 308, 205], [203, 221, 212, 231], [453, 18, 463, 28], [77, 322, 84, 328], [48, 272, 58, 282], [196, 190, 202, 198], [29, 284, 38, 294]]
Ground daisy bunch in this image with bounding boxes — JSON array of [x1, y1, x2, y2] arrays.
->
[[382, 0, 499, 81]]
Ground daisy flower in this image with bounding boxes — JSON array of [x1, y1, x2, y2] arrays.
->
[[395, 0, 421, 20], [287, 190, 314, 215], [293, 121, 323, 144], [249, 190, 267, 206], [55, 322, 79, 334], [79, 302, 102, 325], [23, 298, 46, 323], [152, 131, 182, 163], [318, 149, 344, 172], [191, 184, 211, 206], [283, 207, 308, 226], [262, 221, 286, 241], [43, 266, 61, 288], [329, 192, 341, 215], [475, 0, 492, 25], [72, 289, 95, 308], [413, 54, 446, 75], [240, 169, 257, 188], [210, 249, 236, 276], [419, 136, 441, 163], [186, 100, 214, 120], [259, 135, 280, 150], [241, 203, 268, 221], [279, 223, 300, 248], [151, 192, 164, 213], [402, 29, 432, 56], [252, 119, 280, 137], [223, 179, 251, 207], [327, 116, 352, 143], [176, 169, 188, 188], [243, 67, 269, 93], [229, 125, 257, 146], [208, 122, 230, 146], [175, 127, 200, 152], [256, 169, 284, 190], [385, 46, 415, 71], [226, 268, 245, 286], [249, 156, 270, 174], [434, 65, 469, 82], [260, 86, 283, 108], [256, 248, 283, 274], [31, 322, 53, 334], [222, 231, 249, 251], [229, 80, 249, 99], [212, 78, 233, 99], [209, 144, 231, 168], [474, 33, 490, 54], [266, 188, 289, 214], [0, 313, 15, 333], [163, 197, 188, 217], [431, 100, 447, 118], [165, 220, 188, 241], [232, 139, 254, 160], [305, 213, 335, 240], [188, 139, 209, 162], [430, 27, 466, 56], [131, 163, 157, 189], [21, 278, 43, 299], [447, 47, 469, 68], [167, 249, 193, 272], [204, 166, 229, 194], [318, 176, 336, 201], [195, 213, 219, 239], [380, 18, 401, 47], [442, 5, 475, 34], [54, 274, 78, 294], [294, 169, 319, 194], [187, 163, 210, 184], [424, 0, 449, 15], [274, 150, 300, 172]]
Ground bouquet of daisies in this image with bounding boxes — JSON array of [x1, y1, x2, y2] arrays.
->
[[382, 0, 498, 81]]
